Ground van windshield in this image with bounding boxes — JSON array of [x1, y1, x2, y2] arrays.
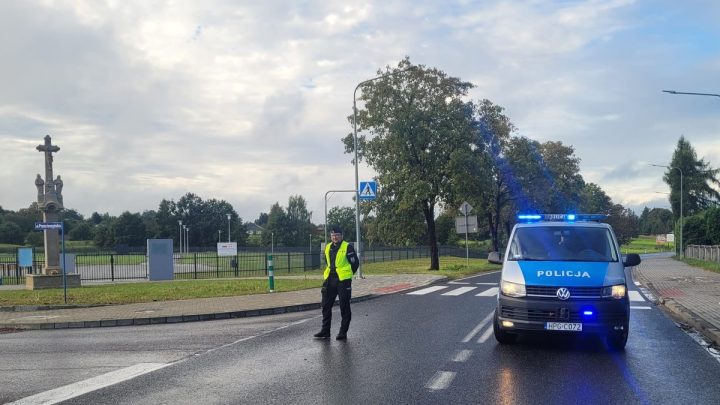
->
[[508, 226, 618, 262]]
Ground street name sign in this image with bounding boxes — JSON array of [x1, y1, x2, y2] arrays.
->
[[34, 222, 63, 230]]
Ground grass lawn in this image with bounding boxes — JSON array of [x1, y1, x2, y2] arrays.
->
[[0, 256, 499, 306], [0, 278, 323, 306], [362, 256, 500, 280], [678, 257, 720, 274], [621, 235, 675, 254]]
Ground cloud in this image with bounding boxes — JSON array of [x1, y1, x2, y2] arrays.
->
[[0, 0, 718, 226]]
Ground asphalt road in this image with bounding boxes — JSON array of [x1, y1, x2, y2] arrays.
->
[[3, 270, 720, 404]]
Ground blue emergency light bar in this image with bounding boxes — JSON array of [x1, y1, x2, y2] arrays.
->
[[517, 213, 608, 222]]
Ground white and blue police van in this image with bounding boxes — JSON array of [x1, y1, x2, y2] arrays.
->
[[488, 214, 641, 350]]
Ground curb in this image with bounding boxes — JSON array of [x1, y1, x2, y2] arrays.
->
[[0, 294, 378, 331], [0, 276, 449, 331], [640, 280, 720, 348], [0, 304, 108, 312]]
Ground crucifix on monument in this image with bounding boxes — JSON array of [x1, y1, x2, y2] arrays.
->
[[27, 135, 80, 289]]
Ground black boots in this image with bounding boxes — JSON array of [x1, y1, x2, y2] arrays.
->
[[335, 332, 347, 340], [313, 330, 330, 339]]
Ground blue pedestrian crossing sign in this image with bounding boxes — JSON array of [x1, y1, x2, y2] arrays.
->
[[359, 181, 377, 201]]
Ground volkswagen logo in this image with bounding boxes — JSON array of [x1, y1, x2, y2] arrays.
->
[[556, 288, 571, 300]]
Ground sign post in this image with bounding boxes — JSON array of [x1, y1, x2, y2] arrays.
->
[[34, 221, 67, 303], [456, 202, 478, 266]]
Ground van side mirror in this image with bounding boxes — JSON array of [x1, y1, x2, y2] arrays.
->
[[623, 253, 641, 268], [488, 251, 503, 265]]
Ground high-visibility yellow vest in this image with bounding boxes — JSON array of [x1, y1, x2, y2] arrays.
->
[[324, 241, 353, 281]]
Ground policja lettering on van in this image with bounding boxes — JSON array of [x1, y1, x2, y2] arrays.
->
[[537, 270, 591, 278]]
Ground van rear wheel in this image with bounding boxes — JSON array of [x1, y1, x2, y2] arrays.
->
[[493, 310, 518, 344]]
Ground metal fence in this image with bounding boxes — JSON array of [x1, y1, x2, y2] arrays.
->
[[0, 245, 486, 285], [685, 245, 720, 263]]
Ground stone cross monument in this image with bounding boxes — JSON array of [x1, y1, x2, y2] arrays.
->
[[28, 135, 80, 289]]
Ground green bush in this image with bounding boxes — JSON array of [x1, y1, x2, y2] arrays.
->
[[705, 207, 720, 245]]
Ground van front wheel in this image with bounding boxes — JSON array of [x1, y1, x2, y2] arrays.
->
[[493, 310, 518, 344], [606, 329, 628, 351]]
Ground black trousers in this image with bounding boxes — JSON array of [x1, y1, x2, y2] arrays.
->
[[321, 275, 352, 333]]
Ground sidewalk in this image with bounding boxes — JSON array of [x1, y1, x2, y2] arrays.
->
[[0, 274, 445, 330], [634, 254, 720, 347]]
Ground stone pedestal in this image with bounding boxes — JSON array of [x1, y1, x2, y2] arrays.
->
[[26, 274, 81, 290]]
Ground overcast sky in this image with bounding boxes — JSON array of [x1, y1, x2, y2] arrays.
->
[[1, 0, 718, 224]]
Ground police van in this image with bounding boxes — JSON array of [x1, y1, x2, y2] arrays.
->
[[488, 214, 641, 350]]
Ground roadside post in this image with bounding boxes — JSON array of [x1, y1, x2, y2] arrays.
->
[[456, 202, 478, 266], [268, 254, 275, 292], [34, 221, 67, 303]]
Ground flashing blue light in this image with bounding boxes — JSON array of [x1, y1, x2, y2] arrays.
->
[[516, 213, 608, 222], [583, 310, 594, 316]]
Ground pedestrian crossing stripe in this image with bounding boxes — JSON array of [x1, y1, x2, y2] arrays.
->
[[442, 287, 477, 296], [407, 286, 648, 302]]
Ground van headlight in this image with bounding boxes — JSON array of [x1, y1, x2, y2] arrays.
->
[[501, 280, 526, 298], [602, 284, 626, 299]]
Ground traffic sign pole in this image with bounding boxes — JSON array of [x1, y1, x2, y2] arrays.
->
[[61, 222, 67, 304]]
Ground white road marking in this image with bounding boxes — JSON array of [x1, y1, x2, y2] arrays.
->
[[9, 363, 170, 405], [454, 271, 500, 282], [476, 287, 499, 297], [442, 287, 477, 296], [633, 281, 641, 286], [407, 286, 448, 295], [451, 349, 473, 362], [426, 371, 456, 391], [448, 281, 471, 285], [475, 282, 498, 285], [631, 306, 652, 310], [462, 311, 495, 342], [629, 291, 646, 302], [476, 325, 494, 344]]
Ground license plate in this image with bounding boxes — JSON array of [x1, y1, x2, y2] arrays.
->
[[545, 322, 582, 331]]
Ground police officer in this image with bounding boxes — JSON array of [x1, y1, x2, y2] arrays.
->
[[314, 226, 359, 340]]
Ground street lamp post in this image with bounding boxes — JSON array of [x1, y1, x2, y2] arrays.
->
[[651, 164, 683, 258], [186, 227, 190, 254], [352, 67, 414, 278], [178, 220, 183, 254], [183, 225, 188, 254], [218, 230, 221, 242], [227, 214, 231, 243], [662, 90, 720, 99]]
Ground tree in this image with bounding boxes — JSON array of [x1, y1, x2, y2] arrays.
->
[[93, 223, 114, 247], [435, 211, 460, 246], [468, 99, 515, 252], [664, 136, 720, 219], [255, 213, 269, 226], [286, 195, 314, 246], [681, 213, 709, 247], [343, 58, 476, 269], [580, 183, 613, 213], [605, 204, 640, 246], [639, 207, 674, 235], [262, 203, 288, 246], [0, 222, 24, 244], [68, 222, 93, 241], [113, 212, 146, 246], [326, 206, 356, 243], [503, 137, 584, 213]]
